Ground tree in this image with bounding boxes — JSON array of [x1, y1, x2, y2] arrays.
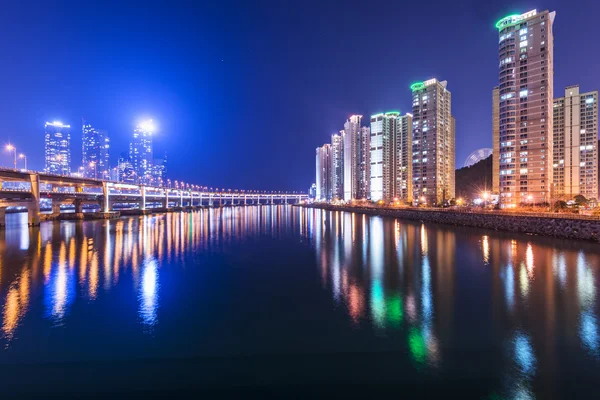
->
[[574, 195, 588, 206], [553, 200, 568, 211]]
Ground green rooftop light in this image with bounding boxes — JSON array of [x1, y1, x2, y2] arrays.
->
[[385, 111, 400, 116], [495, 14, 520, 30], [410, 82, 425, 91]]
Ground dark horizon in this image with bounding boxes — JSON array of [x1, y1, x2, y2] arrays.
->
[[0, 0, 598, 191]]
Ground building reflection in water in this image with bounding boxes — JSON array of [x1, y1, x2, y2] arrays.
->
[[0, 206, 295, 345], [305, 208, 600, 394]]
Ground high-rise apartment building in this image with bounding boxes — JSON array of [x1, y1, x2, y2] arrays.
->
[[117, 152, 136, 183], [496, 9, 555, 207], [315, 144, 332, 201], [44, 121, 71, 175], [492, 87, 500, 194], [130, 120, 154, 184], [358, 126, 371, 199], [82, 119, 110, 179], [331, 132, 344, 200], [369, 112, 413, 202], [553, 85, 598, 199], [151, 152, 168, 186], [411, 79, 455, 205], [343, 115, 362, 201]]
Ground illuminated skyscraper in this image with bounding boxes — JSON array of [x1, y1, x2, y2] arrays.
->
[[152, 152, 168, 186], [316, 144, 332, 201], [492, 87, 500, 194], [553, 85, 598, 199], [496, 9, 555, 207], [130, 120, 154, 184], [44, 121, 71, 175], [369, 112, 413, 202], [358, 126, 370, 199], [343, 115, 362, 201], [411, 79, 455, 204], [82, 119, 110, 179], [117, 152, 135, 183], [331, 132, 344, 200]]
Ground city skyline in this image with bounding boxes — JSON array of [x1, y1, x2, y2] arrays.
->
[[1, 2, 598, 191]]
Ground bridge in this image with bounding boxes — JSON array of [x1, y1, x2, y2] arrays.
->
[[0, 168, 308, 226]]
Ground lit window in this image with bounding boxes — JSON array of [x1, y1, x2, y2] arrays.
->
[[519, 89, 528, 97], [586, 98, 595, 104]]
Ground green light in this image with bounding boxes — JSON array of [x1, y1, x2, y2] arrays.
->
[[371, 280, 385, 329], [410, 82, 425, 91], [495, 14, 520, 30], [386, 295, 402, 328], [409, 328, 426, 365], [385, 111, 400, 116]]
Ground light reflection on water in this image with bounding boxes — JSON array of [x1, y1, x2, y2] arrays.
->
[[0, 207, 598, 397], [307, 208, 600, 397]]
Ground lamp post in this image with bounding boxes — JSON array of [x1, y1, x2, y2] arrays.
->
[[18, 153, 27, 170], [5, 144, 16, 170]]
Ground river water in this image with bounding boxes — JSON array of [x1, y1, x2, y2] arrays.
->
[[0, 206, 599, 397]]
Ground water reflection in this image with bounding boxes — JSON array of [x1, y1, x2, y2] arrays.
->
[[0, 206, 296, 345], [306, 208, 600, 395]]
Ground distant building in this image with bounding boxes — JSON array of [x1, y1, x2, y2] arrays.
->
[[309, 183, 317, 199], [492, 87, 500, 194], [130, 120, 154, 184], [411, 79, 455, 204], [369, 112, 412, 202], [331, 132, 344, 200], [117, 152, 135, 183], [496, 9, 556, 207], [553, 85, 598, 199], [44, 121, 71, 175], [151, 152, 168, 186], [82, 119, 110, 179], [358, 126, 370, 199], [343, 115, 362, 201], [316, 144, 332, 201]]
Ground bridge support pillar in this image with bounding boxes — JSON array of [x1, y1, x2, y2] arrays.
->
[[0, 207, 5, 227], [102, 182, 110, 213], [52, 202, 61, 216], [162, 189, 169, 209], [271, 195, 274, 205], [28, 173, 41, 226], [284, 195, 288, 205], [74, 198, 84, 214], [141, 185, 146, 210], [209, 195, 213, 207]]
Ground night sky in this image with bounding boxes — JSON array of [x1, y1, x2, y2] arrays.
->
[[0, 0, 598, 191]]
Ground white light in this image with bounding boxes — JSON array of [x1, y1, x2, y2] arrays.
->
[[586, 98, 594, 104]]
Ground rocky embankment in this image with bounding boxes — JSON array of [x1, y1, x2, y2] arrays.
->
[[299, 204, 600, 243]]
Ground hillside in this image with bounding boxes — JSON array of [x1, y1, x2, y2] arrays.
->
[[455, 155, 493, 199]]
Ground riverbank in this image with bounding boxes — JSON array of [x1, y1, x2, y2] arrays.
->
[[298, 203, 600, 242]]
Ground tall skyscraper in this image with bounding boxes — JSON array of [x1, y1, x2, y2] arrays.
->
[[358, 126, 371, 199], [411, 79, 455, 204], [44, 121, 71, 175], [130, 120, 154, 184], [82, 119, 110, 179], [370, 112, 414, 202], [315, 144, 332, 201], [496, 9, 555, 207], [553, 85, 598, 199], [152, 152, 168, 186], [492, 87, 500, 194], [343, 115, 362, 201], [331, 132, 344, 200], [117, 152, 135, 183]]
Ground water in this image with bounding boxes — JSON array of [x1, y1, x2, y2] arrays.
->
[[0, 206, 599, 397]]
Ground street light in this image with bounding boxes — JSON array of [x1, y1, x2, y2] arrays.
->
[[5, 144, 16, 170], [18, 153, 26, 170]]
